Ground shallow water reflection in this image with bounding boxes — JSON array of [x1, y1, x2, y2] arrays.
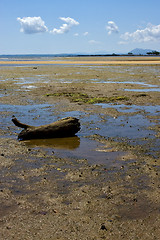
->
[[25, 136, 125, 167], [24, 136, 80, 150], [53, 137, 125, 167]]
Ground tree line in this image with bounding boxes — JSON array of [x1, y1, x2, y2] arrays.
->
[[146, 51, 160, 56]]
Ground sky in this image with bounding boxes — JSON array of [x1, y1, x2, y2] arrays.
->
[[0, 0, 160, 54]]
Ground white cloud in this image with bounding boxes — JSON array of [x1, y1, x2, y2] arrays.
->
[[83, 31, 89, 36], [74, 32, 88, 37], [106, 21, 119, 35], [50, 17, 79, 34], [118, 41, 128, 45], [121, 24, 160, 42], [17, 16, 48, 34], [89, 40, 100, 44]]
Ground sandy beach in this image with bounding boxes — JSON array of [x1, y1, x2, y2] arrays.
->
[[0, 56, 160, 65], [0, 58, 160, 239]]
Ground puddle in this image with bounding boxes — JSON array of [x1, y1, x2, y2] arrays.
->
[[11, 76, 160, 89], [120, 81, 159, 88], [25, 136, 81, 150], [91, 104, 160, 157], [0, 93, 8, 97], [0, 102, 159, 158], [14, 76, 49, 85], [20, 85, 38, 90], [124, 88, 160, 92], [53, 138, 125, 167], [24, 136, 125, 167], [91, 79, 159, 87], [95, 103, 160, 115]]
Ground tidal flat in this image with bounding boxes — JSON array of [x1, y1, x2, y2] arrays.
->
[[0, 57, 160, 239]]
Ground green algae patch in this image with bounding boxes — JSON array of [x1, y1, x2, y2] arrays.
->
[[46, 92, 129, 104], [86, 96, 129, 104]]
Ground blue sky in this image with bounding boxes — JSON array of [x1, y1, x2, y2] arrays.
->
[[0, 0, 160, 54]]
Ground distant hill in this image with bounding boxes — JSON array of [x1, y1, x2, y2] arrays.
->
[[129, 48, 155, 55]]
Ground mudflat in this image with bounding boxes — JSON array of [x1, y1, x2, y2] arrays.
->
[[0, 57, 160, 239]]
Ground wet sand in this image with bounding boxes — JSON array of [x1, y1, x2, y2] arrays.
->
[[0, 58, 160, 239]]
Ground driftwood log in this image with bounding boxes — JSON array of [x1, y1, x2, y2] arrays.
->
[[12, 117, 80, 140]]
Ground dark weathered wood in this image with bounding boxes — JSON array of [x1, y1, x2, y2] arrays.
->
[[12, 117, 33, 129], [12, 117, 80, 140]]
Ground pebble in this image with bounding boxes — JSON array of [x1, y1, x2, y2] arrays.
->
[[100, 224, 107, 231]]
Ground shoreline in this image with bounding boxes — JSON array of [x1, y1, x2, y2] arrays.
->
[[1, 60, 160, 65]]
